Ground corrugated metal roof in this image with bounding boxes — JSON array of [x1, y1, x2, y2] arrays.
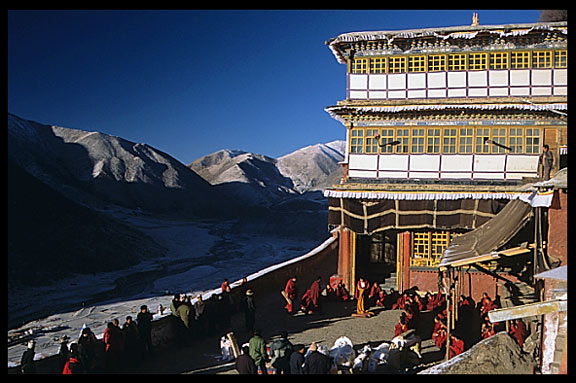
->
[[533, 168, 568, 189], [439, 199, 533, 267], [534, 265, 567, 281]]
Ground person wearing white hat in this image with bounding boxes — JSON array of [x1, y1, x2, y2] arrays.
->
[[20, 339, 36, 374]]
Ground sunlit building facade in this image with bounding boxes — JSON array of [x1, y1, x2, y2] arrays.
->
[[324, 20, 567, 297]]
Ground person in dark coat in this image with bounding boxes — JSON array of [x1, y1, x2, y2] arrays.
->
[[539, 144, 554, 180], [289, 344, 306, 374], [77, 327, 98, 373], [193, 294, 206, 338], [122, 316, 140, 367], [235, 346, 257, 374], [20, 340, 36, 374], [243, 289, 257, 333], [269, 331, 293, 374], [62, 343, 85, 374], [304, 342, 333, 374], [103, 319, 125, 372], [137, 305, 154, 356]]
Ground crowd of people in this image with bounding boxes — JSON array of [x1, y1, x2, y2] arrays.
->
[[20, 304, 155, 374], [234, 330, 334, 375], [19, 273, 531, 374]]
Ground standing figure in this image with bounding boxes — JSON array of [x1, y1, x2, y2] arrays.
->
[[538, 144, 554, 180], [282, 277, 298, 314], [243, 289, 257, 333], [354, 277, 373, 316], [137, 305, 154, 357], [103, 319, 125, 372], [62, 343, 85, 374], [269, 331, 293, 374], [248, 330, 268, 375], [235, 345, 257, 374], [20, 340, 36, 374]]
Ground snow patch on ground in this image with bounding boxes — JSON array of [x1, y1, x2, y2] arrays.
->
[[7, 212, 321, 366]]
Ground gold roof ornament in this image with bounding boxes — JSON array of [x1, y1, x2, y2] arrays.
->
[[471, 12, 479, 26]]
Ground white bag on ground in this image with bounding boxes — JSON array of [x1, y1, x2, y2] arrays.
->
[[329, 336, 356, 367]]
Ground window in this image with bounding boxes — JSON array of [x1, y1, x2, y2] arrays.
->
[[428, 55, 447, 72], [509, 128, 523, 153], [413, 232, 430, 259], [469, 52, 488, 70], [380, 128, 395, 153], [389, 56, 406, 73], [365, 129, 379, 153], [448, 54, 467, 71], [532, 51, 552, 68], [411, 128, 425, 153], [475, 128, 491, 153], [491, 128, 507, 153], [555, 50, 567, 68], [408, 55, 426, 72], [351, 58, 368, 74], [411, 230, 452, 267], [370, 57, 387, 74], [396, 129, 409, 153], [350, 129, 364, 153], [459, 128, 474, 153], [442, 128, 457, 153], [525, 128, 540, 154], [431, 232, 451, 260], [490, 52, 509, 70], [427, 128, 441, 153], [510, 51, 530, 69]]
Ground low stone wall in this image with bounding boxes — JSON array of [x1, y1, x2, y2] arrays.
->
[[8, 235, 339, 374]]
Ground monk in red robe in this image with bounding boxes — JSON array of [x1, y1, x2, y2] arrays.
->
[[375, 289, 387, 307], [448, 334, 465, 359], [394, 313, 409, 337], [481, 321, 495, 340], [432, 314, 447, 349], [336, 282, 350, 301], [221, 279, 231, 293], [509, 319, 528, 347], [282, 277, 297, 314], [300, 276, 322, 314], [368, 281, 381, 307], [392, 292, 408, 310]]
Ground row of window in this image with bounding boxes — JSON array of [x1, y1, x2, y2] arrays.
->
[[350, 127, 541, 154], [350, 50, 567, 74]]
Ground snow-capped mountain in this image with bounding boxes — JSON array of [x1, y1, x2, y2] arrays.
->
[[7, 112, 344, 287], [8, 113, 221, 217], [277, 141, 345, 193], [188, 149, 297, 207], [189, 140, 346, 202]]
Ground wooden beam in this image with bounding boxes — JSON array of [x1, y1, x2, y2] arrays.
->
[[487, 299, 567, 323]]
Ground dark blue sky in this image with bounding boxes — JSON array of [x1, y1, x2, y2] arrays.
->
[[8, 10, 541, 164]]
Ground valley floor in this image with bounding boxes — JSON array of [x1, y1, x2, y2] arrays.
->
[[7, 211, 319, 367]]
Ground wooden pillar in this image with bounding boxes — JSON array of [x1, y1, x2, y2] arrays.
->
[[337, 227, 356, 296], [396, 231, 412, 292], [402, 231, 411, 291], [351, 231, 357, 296]]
